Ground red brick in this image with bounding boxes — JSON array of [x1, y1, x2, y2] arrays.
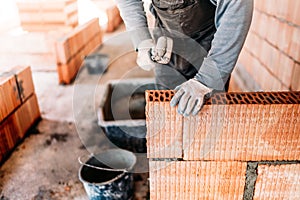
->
[[292, 63, 300, 91], [149, 161, 246, 199], [249, 10, 261, 33], [12, 66, 35, 103], [183, 103, 300, 161], [146, 99, 183, 159], [0, 74, 21, 122], [15, 94, 41, 138], [276, 53, 295, 88], [254, 164, 300, 200], [16, 0, 78, 31], [265, 17, 280, 48], [277, 22, 294, 55], [290, 0, 300, 26], [288, 27, 300, 62], [146, 90, 300, 161], [55, 18, 102, 84]]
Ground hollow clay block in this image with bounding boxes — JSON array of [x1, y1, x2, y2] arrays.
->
[[149, 161, 247, 200], [146, 90, 300, 161], [146, 90, 183, 158], [254, 164, 300, 200]]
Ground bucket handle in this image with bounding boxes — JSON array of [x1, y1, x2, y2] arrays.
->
[[78, 154, 128, 172]]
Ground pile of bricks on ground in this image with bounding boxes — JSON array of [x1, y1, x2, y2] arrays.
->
[[55, 18, 102, 84], [237, 0, 300, 91], [146, 90, 300, 199], [16, 0, 78, 32], [0, 66, 41, 163]]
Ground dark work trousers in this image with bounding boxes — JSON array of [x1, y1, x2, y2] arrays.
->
[[150, 0, 230, 91]]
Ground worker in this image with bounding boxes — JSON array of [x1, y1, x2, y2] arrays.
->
[[115, 0, 253, 116]]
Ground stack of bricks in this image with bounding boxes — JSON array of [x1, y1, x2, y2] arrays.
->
[[55, 18, 102, 84], [146, 90, 300, 199], [91, 0, 123, 32], [237, 0, 300, 91], [0, 66, 41, 163], [16, 0, 78, 32]]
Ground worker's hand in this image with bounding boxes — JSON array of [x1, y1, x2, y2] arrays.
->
[[137, 37, 173, 71], [170, 79, 213, 116], [137, 39, 156, 71]]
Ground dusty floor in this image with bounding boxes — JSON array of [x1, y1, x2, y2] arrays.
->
[[0, 25, 153, 200]]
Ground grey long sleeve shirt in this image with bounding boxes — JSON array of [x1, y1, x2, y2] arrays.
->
[[115, 0, 253, 90]]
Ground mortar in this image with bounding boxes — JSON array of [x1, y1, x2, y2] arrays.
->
[[98, 78, 156, 153]]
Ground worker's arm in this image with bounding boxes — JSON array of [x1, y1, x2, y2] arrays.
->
[[115, 0, 152, 50], [195, 0, 254, 90], [171, 0, 253, 116]]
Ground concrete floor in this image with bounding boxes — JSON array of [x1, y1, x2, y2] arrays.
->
[[0, 25, 153, 200]]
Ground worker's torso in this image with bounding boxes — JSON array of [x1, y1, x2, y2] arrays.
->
[[151, 0, 216, 39], [150, 0, 217, 81]]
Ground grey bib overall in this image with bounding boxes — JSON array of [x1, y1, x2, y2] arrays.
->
[[150, 0, 220, 89]]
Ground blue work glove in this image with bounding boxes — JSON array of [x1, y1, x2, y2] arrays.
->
[[170, 78, 213, 116]]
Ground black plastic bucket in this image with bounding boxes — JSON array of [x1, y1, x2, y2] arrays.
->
[[78, 149, 136, 200]]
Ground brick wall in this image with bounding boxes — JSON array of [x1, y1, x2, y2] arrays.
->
[[146, 90, 300, 199], [236, 0, 300, 91]]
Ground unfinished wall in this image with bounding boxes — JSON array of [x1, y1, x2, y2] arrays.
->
[[146, 90, 300, 199], [0, 66, 41, 163], [236, 0, 300, 91]]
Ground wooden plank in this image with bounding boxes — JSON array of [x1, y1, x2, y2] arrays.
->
[[149, 161, 247, 200], [145, 90, 300, 161], [0, 73, 21, 122]]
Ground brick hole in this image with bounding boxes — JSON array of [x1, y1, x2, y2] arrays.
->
[[247, 94, 254, 100], [289, 97, 298, 104], [226, 94, 232, 101], [212, 98, 217, 104], [215, 94, 221, 101], [149, 96, 154, 101], [256, 98, 263, 104], [266, 97, 274, 104], [154, 92, 159, 98], [258, 93, 264, 101], [236, 94, 243, 101], [165, 92, 170, 98], [291, 92, 300, 100], [268, 94, 276, 101], [160, 96, 164, 102], [233, 98, 239, 104]]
